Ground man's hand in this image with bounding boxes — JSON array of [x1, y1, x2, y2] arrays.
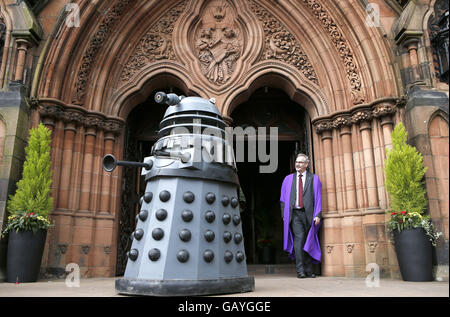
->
[[314, 217, 320, 226]]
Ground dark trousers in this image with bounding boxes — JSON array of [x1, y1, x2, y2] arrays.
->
[[291, 208, 313, 274]]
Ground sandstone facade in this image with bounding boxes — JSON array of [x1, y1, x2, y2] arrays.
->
[[0, 0, 448, 280]]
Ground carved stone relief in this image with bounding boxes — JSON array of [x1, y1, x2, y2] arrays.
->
[[120, 0, 188, 83], [194, 0, 243, 85], [73, 0, 137, 104], [39, 102, 124, 134], [312, 98, 405, 133], [300, 0, 365, 105], [249, 1, 318, 85]]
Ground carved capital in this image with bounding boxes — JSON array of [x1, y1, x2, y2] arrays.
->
[[62, 110, 85, 124], [351, 109, 373, 124], [332, 115, 352, 129], [84, 114, 104, 129], [372, 102, 396, 118], [314, 120, 333, 133], [100, 120, 124, 134], [39, 104, 65, 120]]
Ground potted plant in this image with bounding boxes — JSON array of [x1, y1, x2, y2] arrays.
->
[[1, 123, 53, 283], [384, 122, 442, 281]]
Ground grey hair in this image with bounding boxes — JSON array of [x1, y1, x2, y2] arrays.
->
[[296, 153, 309, 162]]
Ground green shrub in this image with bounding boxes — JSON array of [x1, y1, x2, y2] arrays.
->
[[7, 123, 53, 220], [384, 122, 441, 245], [384, 122, 427, 214]]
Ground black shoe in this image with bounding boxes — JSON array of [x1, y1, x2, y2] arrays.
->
[[297, 273, 306, 278], [306, 273, 316, 278]]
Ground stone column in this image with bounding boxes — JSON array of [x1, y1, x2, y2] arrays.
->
[[58, 122, 77, 209], [360, 121, 379, 209], [339, 124, 357, 211], [405, 39, 422, 84], [79, 127, 97, 211], [320, 128, 337, 212], [99, 130, 118, 214], [13, 39, 30, 82], [58, 110, 84, 209]]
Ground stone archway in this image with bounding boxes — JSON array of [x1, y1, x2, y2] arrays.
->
[[33, 0, 405, 278], [230, 86, 313, 266]]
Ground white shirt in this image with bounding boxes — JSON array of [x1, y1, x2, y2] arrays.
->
[[295, 171, 306, 208]]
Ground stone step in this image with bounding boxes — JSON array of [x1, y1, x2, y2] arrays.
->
[[247, 264, 297, 275]]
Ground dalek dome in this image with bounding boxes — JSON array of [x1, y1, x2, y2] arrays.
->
[[163, 96, 222, 119]]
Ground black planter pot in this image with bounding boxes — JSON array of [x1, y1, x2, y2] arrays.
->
[[394, 227, 433, 282], [6, 229, 47, 283]]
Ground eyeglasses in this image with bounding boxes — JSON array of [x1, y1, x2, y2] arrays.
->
[[295, 161, 308, 164]]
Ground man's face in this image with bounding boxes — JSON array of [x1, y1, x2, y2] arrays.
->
[[295, 156, 309, 174]]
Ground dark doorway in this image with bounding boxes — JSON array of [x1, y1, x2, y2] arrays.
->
[[231, 87, 312, 265], [116, 87, 185, 276]]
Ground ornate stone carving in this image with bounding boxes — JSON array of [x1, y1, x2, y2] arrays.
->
[[194, 0, 243, 85], [39, 104, 65, 120], [27, 97, 40, 109], [104, 245, 112, 255], [351, 109, 373, 123], [368, 242, 378, 253], [84, 114, 104, 129], [300, 0, 365, 104], [81, 245, 90, 254], [58, 244, 67, 255], [73, 0, 136, 104], [345, 243, 355, 253], [312, 98, 404, 133], [62, 110, 85, 124], [315, 121, 333, 133], [372, 102, 397, 118], [249, 1, 318, 85], [100, 120, 123, 134], [326, 245, 334, 254], [332, 115, 352, 129], [38, 101, 124, 134], [120, 0, 188, 83]]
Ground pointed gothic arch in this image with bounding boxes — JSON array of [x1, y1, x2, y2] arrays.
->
[[31, 0, 407, 278]]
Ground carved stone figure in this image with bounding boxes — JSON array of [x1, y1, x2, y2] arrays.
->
[[195, 0, 242, 85]]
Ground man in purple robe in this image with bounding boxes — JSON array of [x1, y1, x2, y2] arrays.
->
[[280, 153, 322, 278]]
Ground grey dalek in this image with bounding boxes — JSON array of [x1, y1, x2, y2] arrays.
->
[[103, 92, 254, 296]]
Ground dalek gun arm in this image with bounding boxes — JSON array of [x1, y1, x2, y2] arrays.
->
[[102, 154, 153, 172]]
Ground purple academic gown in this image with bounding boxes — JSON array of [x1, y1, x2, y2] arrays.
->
[[280, 173, 322, 263]]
